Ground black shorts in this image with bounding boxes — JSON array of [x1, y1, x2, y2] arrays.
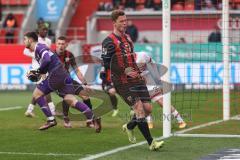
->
[[114, 81, 151, 106], [72, 80, 84, 95]]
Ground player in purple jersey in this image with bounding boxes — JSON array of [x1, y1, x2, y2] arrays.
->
[[24, 32, 101, 132]]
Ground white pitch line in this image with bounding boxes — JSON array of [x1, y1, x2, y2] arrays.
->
[[0, 106, 23, 111], [0, 151, 82, 157], [79, 115, 240, 160], [79, 136, 165, 160], [174, 133, 240, 138], [174, 114, 240, 135]]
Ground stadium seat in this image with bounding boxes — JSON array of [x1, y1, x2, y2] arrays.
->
[[153, 0, 161, 5], [172, 3, 184, 11], [185, 3, 194, 10], [136, 0, 146, 10]]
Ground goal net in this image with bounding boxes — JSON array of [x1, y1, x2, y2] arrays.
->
[[159, 0, 240, 138]]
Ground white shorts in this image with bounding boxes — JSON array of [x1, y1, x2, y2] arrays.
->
[[147, 85, 162, 102]]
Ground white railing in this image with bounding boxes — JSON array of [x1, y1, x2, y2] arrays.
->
[[56, 0, 80, 39], [19, 0, 36, 43]]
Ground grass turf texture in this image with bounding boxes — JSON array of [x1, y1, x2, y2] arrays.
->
[[0, 90, 239, 160]]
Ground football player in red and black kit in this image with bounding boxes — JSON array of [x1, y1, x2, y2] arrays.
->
[[101, 10, 163, 150], [55, 36, 100, 131]]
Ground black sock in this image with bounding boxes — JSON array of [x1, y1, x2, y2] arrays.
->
[[83, 99, 92, 110], [109, 94, 118, 109], [137, 118, 153, 145], [31, 97, 36, 105], [127, 114, 137, 130], [62, 101, 69, 117]]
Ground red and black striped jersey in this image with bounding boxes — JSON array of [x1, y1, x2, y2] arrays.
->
[[54, 50, 76, 72], [101, 33, 141, 84]]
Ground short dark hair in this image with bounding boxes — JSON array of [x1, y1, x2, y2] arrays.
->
[[111, 10, 125, 22], [57, 36, 67, 41], [24, 32, 38, 42]]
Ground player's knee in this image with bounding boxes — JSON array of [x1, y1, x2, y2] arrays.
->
[[143, 103, 152, 114], [63, 95, 76, 106], [108, 88, 116, 95], [133, 106, 145, 118], [108, 91, 115, 96], [33, 88, 43, 100], [80, 95, 89, 100]]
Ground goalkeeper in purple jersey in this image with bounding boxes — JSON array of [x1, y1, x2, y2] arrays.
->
[[24, 32, 101, 132]]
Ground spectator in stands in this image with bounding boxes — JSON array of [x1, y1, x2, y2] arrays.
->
[[126, 20, 138, 43], [145, 0, 153, 8], [112, 0, 122, 9], [217, 1, 222, 10], [152, 0, 162, 11], [112, 0, 125, 10], [202, 0, 216, 10], [210, 0, 218, 7], [105, 2, 114, 11], [2, 13, 18, 43], [98, 2, 106, 11], [125, 0, 136, 11], [208, 25, 221, 42], [98, 2, 113, 11], [194, 0, 202, 10]]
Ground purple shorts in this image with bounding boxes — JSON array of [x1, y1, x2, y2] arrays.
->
[[37, 67, 75, 97]]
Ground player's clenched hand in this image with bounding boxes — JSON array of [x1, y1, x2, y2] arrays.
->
[[26, 69, 41, 82]]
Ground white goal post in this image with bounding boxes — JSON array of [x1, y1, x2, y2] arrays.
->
[[162, 0, 171, 138], [222, 0, 230, 121]]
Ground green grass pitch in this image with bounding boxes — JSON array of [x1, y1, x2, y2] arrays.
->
[[0, 90, 240, 160]]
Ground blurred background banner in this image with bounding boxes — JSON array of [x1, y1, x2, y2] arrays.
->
[[135, 43, 240, 62], [36, 0, 66, 22]]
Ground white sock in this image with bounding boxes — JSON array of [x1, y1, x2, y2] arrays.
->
[[47, 116, 55, 121], [26, 104, 34, 113], [146, 115, 153, 122], [48, 102, 56, 115], [172, 110, 184, 123]]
